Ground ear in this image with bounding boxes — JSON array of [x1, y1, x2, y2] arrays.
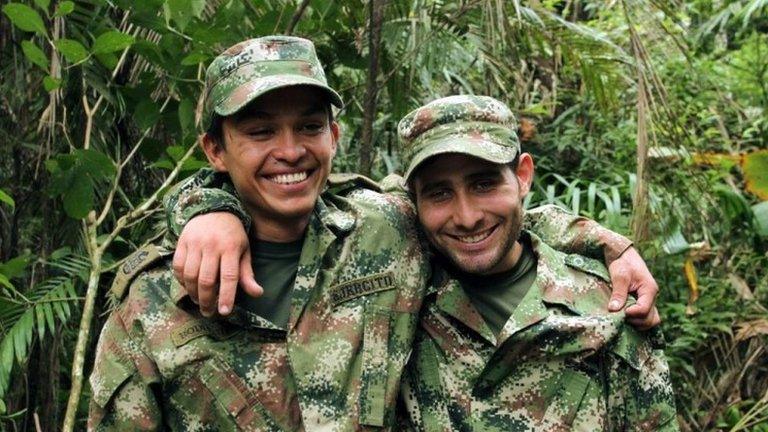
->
[[515, 153, 535, 198], [329, 121, 340, 157], [200, 133, 228, 172]]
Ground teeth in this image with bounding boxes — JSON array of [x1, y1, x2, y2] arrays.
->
[[268, 171, 308, 184], [457, 229, 493, 244]]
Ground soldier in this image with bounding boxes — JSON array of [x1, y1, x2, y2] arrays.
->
[[89, 36, 429, 430], [396, 96, 678, 430]]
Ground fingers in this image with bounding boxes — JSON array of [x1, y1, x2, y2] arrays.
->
[[607, 264, 630, 312], [239, 249, 263, 299], [217, 252, 240, 316], [173, 242, 187, 286], [182, 249, 202, 305], [626, 279, 659, 319], [627, 307, 661, 330], [197, 252, 219, 317]]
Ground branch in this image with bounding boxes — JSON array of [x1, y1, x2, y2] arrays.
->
[[286, 0, 312, 35], [358, 0, 388, 177]]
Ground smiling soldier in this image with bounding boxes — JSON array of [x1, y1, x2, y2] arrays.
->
[[88, 36, 429, 431], [397, 96, 679, 431]]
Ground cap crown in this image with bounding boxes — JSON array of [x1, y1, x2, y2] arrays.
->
[[398, 95, 520, 181], [202, 36, 341, 130]]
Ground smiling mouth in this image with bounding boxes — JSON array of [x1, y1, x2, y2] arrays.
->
[[451, 226, 497, 244], [266, 170, 311, 185]]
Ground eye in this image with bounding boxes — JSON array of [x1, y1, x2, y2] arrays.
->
[[473, 179, 497, 192], [300, 122, 326, 135], [246, 127, 274, 139], [426, 188, 452, 202]]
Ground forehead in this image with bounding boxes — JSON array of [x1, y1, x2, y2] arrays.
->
[[233, 86, 329, 120], [413, 153, 508, 185]]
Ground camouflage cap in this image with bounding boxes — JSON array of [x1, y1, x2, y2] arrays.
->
[[398, 95, 520, 182], [202, 36, 343, 130]]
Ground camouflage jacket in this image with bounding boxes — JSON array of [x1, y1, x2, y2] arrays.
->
[[400, 232, 678, 432], [89, 179, 429, 431]]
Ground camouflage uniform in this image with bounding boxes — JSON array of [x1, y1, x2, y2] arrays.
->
[[89, 177, 429, 431], [399, 233, 677, 431], [89, 36, 428, 431], [397, 95, 678, 431]]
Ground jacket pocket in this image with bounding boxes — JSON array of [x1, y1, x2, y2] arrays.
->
[[197, 360, 281, 432], [544, 367, 592, 427], [89, 356, 135, 428], [359, 305, 392, 427]]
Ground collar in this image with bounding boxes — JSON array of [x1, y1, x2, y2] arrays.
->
[[171, 195, 356, 312]]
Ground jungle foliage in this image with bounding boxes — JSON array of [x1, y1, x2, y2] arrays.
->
[[0, 0, 766, 430]]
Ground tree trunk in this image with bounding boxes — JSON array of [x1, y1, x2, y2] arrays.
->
[[359, 0, 388, 177]]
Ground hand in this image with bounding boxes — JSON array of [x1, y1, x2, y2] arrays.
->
[[607, 247, 661, 330], [172, 212, 262, 317]]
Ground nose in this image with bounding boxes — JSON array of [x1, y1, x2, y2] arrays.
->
[[271, 131, 306, 164], [451, 192, 483, 230]]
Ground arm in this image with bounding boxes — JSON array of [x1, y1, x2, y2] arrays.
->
[[525, 205, 660, 328], [88, 310, 162, 431], [163, 169, 261, 316]]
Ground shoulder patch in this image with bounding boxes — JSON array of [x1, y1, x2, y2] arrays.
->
[[564, 254, 610, 282], [326, 173, 381, 194], [111, 245, 172, 301]]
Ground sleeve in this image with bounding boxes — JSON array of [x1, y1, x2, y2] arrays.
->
[[162, 168, 251, 242], [607, 328, 680, 431], [524, 204, 633, 263], [88, 309, 162, 431]]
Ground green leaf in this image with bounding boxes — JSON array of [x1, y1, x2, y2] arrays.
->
[[0, 188, 14, 209], [54, 38, 88, 63], [0, 254, 32, 279], [2, 3, 47, 35], [33, 0, 50, 11], [163, 0, 206, 31], [134, 99, 161, 130], [74, 148, 116, 178], [43, 75, 61, 91], [178, 98, 195, 135], [92, 30, 135, 54], [742, 149, 768, 200], [180, 51, 208, 66], [62, 170, 93, 219], [21, 40, 48, 70], [753, 201, 768, 238], [53, 0, 74, 17], [0, 274, 13, 290]]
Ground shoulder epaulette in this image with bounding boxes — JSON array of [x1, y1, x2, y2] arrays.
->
[[326, 173, 381, 194], [110, 245, 172, 301]]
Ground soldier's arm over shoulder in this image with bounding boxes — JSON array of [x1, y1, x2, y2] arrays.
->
[[88, 300, 162, 431], [607, 328, 679, 431], [525, 204, 632, 262], [162, 167, 251, 244]]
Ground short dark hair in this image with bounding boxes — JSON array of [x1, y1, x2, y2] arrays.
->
[[205, 97, 335, 149]]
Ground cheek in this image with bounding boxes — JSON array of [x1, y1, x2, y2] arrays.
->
[[416, 204, 447, 237]]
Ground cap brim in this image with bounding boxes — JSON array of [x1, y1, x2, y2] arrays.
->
[[215, 75, 343, 117], [403, 135, 518, 182]]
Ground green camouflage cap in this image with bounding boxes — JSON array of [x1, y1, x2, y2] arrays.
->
[[202, 36, 343, 130], [398, 95, 520, 182]]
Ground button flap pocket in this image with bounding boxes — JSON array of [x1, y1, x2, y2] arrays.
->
[[544, 368, 592, 426], [198, 360, 280, 431], [565, 254, 610, 282]]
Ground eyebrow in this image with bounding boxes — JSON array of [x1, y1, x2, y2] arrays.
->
[[418, 179, 450, 195], [234, 104, 328, 123]]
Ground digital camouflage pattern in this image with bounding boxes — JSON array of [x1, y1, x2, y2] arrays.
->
[[202, 35, 343, 131], [89, 179, 430, 431], [397, 95, 521, 181], [400, 232, 679, 432]]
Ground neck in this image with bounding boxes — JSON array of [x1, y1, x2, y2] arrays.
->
[[247, 210, 311, 242], [485, 240, 523, 275]]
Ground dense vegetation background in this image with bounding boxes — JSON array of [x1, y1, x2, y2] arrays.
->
[[0, 0, 766, 430]]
